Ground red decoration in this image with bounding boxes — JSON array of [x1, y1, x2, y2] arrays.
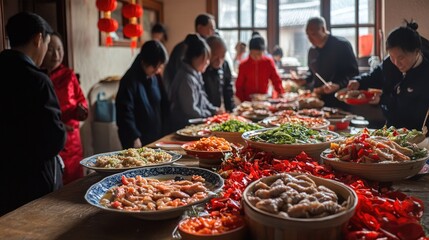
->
[[97, 18, 118, 33], [96, 0, 118, 47], [122, 3, 143, 19], [123, 24, 143, 38], [121, 1, 144, 53], [96, 0, 117, 12]]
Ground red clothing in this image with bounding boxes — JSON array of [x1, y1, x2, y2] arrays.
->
[[235, 55, 284, 102], [49, 64, 88, 184]]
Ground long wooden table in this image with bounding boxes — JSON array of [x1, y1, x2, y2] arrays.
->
[[0, 133, 428, 239]]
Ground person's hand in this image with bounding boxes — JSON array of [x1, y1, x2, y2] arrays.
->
[[347, 80, 360, 90], [76, 103, 88, 121], [322, 82, 340, 94], [216, 107, 225, 115], [369, 94, 380, 105], [65, 124, 74, 132], [290, 70, 306, 86], [133, 138, 142, 148]]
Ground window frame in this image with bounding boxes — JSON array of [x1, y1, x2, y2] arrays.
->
[[215, 0, 271, 47], [207, 0, 382, 59]]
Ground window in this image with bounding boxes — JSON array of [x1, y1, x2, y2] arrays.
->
[[210, 0, 380, 67], [217, 0, 268, 57], [330, 0, 376, 58]]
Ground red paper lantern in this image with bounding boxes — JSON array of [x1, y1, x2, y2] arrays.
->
[[122, 3, 143, 19], [98, 18, 118, 33], [121, 1, 144, 52], [96, 0, 117, 12], [96, 0, 118, 46], [123, 24, 143, 38]]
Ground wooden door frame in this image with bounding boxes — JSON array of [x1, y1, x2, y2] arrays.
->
[[0, 0, 73, 68]]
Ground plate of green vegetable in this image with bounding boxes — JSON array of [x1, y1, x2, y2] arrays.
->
[[242, 124, 341, 159]]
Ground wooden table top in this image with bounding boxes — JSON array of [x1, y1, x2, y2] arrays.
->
[[0, 133, 428, 239]]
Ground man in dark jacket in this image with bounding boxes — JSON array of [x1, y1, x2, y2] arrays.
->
[[303, 17, 359, 109], [0, 12, 66, 215], [203, 35, 235, 112]]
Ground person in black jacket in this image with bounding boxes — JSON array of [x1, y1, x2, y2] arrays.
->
[[295, 16, 359, 109], [348, 21, 429, 133], [116, 40, 169, 148], [202, 35, 235, 112], [0, 12, 66, 215]]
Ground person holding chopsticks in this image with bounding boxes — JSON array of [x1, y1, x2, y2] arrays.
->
[[293, 16, 359, 109], [347, 20, 429, 136]]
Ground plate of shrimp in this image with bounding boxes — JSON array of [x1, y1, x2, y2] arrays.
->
[[85, 166, 224, 220]]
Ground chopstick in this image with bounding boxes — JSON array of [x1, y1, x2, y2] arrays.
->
[[315, 73, 331, 89]]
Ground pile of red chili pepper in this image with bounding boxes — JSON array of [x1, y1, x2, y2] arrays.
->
[[206, 147, 428, 239]]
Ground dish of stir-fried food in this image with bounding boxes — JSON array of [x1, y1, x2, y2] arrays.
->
[[100, 175, 209, 211], [95, 147, 173, 168]]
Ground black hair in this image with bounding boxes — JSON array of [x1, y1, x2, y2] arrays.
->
[[6, 12, 53, 48], [249, 36, 265, 51], [139, 40, 168, 67], [183, 34, 210, 64], [386, 20, 421, 53], [272, 45, 283, 57], [251, 31, 261, 37], [194, 14, 214, 31], [151, 23, 168, 42]]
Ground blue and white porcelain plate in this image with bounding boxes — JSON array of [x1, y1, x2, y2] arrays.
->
[[80, 149, 182, 174], [85, 166, 224, 220]]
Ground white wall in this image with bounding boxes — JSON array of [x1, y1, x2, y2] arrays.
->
[[384, 0, 429, 40], [161, 0, 207, 53], [70, 0, 137, 95], [70, 0, 206, 95]]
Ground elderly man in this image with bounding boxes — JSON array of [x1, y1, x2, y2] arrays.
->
[[163, 13, 216, 92], [202, 35, 235, 112], [0, 12, 66, 215], [300, 16, 359, 109]]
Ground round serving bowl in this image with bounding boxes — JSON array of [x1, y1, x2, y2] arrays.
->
[[243, 173, 357, 240], [242, 128, 341, 159], [85, 166, 224, 220], [210, 131, 246, 146], [320, 149, 429, 182], [178, 215, 246, 240]]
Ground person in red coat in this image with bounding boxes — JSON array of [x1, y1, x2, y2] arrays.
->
[[42, 33, 88, 184], [235, 35, 284, 102]]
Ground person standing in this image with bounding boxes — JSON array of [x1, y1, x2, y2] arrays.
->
[[0, 12, 66, 215], [116, 40, 169, 149], [235, 35, 285, 102], [169, 34, 223, 131], [202, 35, 235, 112], [41, 33, 88, 185], [298, 16, 359, 109], [163, 13, 216, 92]]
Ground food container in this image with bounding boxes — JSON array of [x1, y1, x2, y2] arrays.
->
[[242, 128, 341, 159], [243, 173, 357, 240], [211, 131, 246, 146], [178, 215, 246, 240], [320, 149, 429, 182]]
